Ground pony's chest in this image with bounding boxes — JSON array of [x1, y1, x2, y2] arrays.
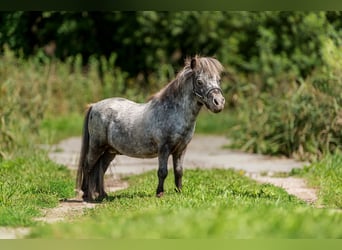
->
[[160, 121, 195, 150]]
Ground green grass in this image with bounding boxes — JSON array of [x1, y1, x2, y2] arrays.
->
[[0, 154, 75, 226], [40, 113, 84, 144], [290, 153, 342, 209], [28, 169, 342, 238], [193, 109, 237, 135]]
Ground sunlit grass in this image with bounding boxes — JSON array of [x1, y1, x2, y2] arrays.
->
[[0, 154, 74, 226], [291, 153, 342, 209]]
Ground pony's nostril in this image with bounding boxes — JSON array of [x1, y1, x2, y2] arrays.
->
[[213, 98, 220, 106]]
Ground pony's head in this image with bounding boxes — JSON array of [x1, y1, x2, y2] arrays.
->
[[189, 56, 225, 113]]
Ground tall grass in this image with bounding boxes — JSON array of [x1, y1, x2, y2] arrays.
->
[[0, 46, 131, 158], [0, 48, 47, 158]]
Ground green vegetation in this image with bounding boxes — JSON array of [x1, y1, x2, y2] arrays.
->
[[29, 169, 342, 238], [195, 109, 237, 135], [40, 113, 83, 144], [291, 154, 342, 209], [0, 153, 74, 226], [228, 36, 342, 161], [0, 46, 129, 158]]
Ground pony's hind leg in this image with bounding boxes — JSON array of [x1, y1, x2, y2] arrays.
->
[[82, 145, 105, 202], [96, 150, 116, 201], [86, 149, 116, 202]]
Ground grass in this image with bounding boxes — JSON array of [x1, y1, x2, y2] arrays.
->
[[40, 113, 84, 144], [196, 109, 237, 135], [0, 153, 75, 227], [28, 169, 342, 238], [290, 153, 342, 209]]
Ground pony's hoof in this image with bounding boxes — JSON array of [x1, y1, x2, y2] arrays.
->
[[174, 187, 182, 193], [97, 192, 108, 202], [156, 192, 164, 198]]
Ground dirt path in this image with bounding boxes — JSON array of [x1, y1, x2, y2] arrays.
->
[[1, 134, 317, 239]]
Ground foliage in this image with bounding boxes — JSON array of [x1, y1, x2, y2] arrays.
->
[[29, 169, 342, 238], [228, 35, 342, 160], [1, 11, 341, 81], [0, 153, 74, 226]]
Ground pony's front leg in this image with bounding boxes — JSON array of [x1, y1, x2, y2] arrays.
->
[[173, 149, 186, 193], [156, 146, 170, 197]]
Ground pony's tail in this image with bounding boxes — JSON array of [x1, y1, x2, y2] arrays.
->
[[76, 104, 93, 196]]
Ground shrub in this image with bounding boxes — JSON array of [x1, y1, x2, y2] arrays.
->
[[228, 38, 342, 160]]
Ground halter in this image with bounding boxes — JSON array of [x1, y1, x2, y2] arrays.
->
[[192, 75, 223, 104]]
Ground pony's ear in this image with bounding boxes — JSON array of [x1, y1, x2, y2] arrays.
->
[[190, 57, 197, 70]]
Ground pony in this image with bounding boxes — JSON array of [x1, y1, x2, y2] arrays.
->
[[76, 56, 225, 201]]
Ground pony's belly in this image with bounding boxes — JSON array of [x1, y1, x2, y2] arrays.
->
[[109, 138, 159, 159], [120, 151, 159, 159]]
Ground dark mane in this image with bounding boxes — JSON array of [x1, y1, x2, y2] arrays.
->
[[149, 56, 223, 101]]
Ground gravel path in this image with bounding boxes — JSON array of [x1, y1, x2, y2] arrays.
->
[[1, 134, 317, 239]]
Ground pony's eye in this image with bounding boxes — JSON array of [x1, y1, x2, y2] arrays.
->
[[197, 80, 203, 86]]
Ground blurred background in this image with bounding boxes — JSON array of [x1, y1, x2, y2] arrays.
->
[[0, 11, 341, 160]]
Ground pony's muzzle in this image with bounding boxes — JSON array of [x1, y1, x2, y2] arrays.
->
[[209, 92, 225, 113]]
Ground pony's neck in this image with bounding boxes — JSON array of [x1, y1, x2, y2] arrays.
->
[[161, 76, 203, 117]]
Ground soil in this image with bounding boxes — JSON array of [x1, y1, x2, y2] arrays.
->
[[1, 134, 317, 239]]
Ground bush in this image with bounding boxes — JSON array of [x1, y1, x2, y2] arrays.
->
[[228, 37, 342, 160]]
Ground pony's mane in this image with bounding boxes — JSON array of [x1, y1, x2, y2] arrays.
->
[[150, 56, 223, 101]]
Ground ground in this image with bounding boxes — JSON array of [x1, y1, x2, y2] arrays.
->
[[0, 134, 316, 238]]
